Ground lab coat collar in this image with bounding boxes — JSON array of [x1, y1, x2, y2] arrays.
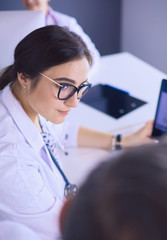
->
[[2, 84, 44, 153]]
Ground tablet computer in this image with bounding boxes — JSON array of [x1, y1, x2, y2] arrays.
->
[[81, 84, 147, 119], [152, 79, 167, 137]]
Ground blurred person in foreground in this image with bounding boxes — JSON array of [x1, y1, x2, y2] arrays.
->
[[60, 139, 167, 240]]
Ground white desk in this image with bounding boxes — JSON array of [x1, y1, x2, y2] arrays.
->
[[61, 52, 167, 186]]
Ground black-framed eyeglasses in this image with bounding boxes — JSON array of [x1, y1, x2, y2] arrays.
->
[[40, 72, 92, 100]]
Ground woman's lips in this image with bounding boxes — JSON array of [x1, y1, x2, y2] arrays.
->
[[57, 110, 70, 116]]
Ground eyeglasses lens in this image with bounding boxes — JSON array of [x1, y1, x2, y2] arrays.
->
[[77, 86, 90, 99], [59, 85, 91, 100], [59, 85, 75, 100]]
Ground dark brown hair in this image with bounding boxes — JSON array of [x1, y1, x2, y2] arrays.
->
[[0, 25, 93, 90]]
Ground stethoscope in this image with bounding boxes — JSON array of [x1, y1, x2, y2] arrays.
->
[[39, 118, 78, 199], [47, 147, 78, 199]]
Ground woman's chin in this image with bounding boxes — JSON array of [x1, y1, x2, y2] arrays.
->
[[50, 116, 66, 125]]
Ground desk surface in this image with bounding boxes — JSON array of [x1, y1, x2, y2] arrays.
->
[[62, 52, 167, 186]]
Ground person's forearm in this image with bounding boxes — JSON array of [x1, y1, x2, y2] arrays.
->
[[77, 126, 147, 151], [77, 120, 154, 150], [77, 126, 113, 150]]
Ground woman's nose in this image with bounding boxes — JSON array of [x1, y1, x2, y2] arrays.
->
[[65, 92, 79, 108]]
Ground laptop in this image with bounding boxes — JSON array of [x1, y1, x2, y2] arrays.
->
[[0, 10, 45, 70]]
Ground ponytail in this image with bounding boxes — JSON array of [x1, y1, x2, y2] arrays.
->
[[0, 65, 17, 90]]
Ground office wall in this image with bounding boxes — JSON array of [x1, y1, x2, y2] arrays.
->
[[1, 1, 167, 73], [121, 0, 167, 74], [0, 0, 121, 56]]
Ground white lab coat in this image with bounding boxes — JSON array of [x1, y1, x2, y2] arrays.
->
[[0, 84, 79, 240], [0, 221, 42, 240]]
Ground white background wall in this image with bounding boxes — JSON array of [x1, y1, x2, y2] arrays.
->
[[121, 0, 167, 74], [1, 0, 167, 73]]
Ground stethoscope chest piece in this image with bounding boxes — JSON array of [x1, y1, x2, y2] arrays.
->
[[64, 184, 78, 199], [39, 120, 78, 200]]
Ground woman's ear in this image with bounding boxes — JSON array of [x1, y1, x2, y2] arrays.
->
[[17, 72, 28, 89], [59, 199, 73, 235]]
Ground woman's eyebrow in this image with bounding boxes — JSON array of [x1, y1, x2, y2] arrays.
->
[[54, 77, 76, 84], [54, 77, 88, 85]]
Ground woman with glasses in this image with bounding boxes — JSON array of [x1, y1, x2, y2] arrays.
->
[[0, 25, 154, 240]]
